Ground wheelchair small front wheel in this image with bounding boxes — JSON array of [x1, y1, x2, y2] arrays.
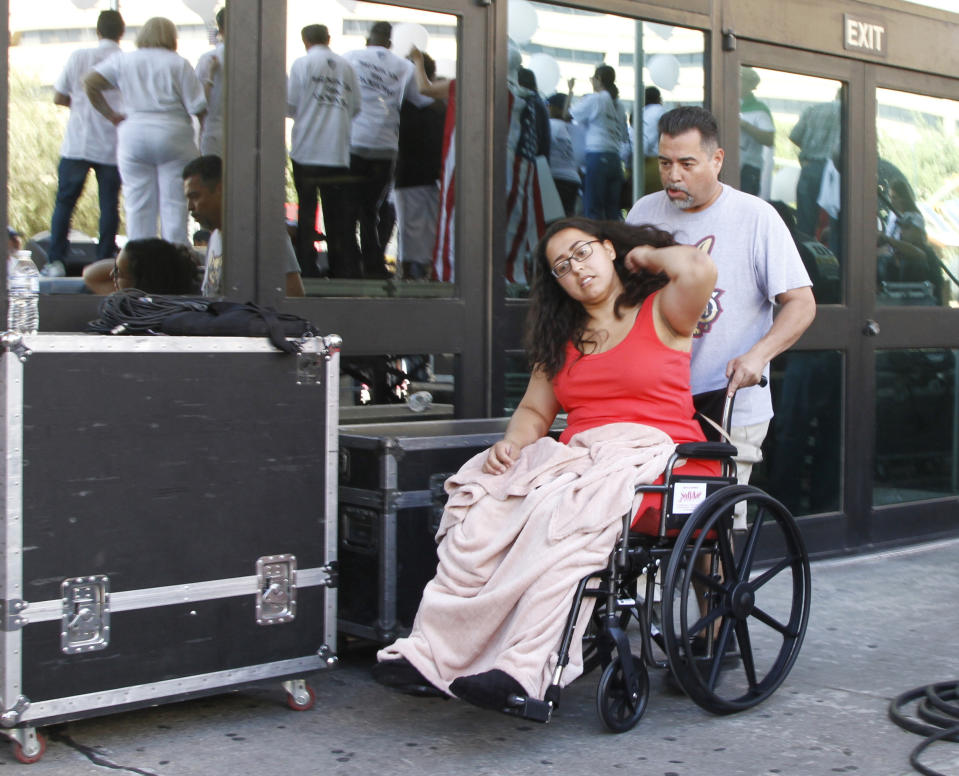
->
[[596, 653, 649, 733]]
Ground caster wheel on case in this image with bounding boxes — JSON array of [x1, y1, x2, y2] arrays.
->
[[13, 732, 46, 764], [286, 684, 316, 711]]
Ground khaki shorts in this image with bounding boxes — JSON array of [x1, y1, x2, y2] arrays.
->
[[730, 421, 770, 529]]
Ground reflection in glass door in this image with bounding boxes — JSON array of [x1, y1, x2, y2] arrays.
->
[[736, 67, 846, 520], [502, 3, 705, 297], [285, 1, 458, 299], [875, 88, 959, 309], [874, 348, 959, 505], [8, 0, 219, 295], [873, 88, 959, 509], [737, 67, 844, 303]]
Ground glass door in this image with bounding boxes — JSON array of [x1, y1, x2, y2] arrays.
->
[[866, 68, 959, 545], [732, 41, 959, 554], [274, 0, 493, 420]]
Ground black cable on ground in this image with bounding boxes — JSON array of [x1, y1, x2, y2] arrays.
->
[[889, 680, 959, 776]]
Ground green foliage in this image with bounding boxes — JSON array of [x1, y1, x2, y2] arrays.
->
[[286, 156, 297, 207], [878, 117, 959, 201], [7, 70, 122, 240]]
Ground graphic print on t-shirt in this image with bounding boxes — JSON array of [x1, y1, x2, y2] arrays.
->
[[692, 234, 724, 339]]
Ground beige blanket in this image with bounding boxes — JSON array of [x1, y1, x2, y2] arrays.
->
[[377, 422, 675, 699]]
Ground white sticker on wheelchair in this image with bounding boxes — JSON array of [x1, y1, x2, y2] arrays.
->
[[672, 482, 708, 514]]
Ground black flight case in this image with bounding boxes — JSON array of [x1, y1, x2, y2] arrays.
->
[[337, 418, 562, 644], [0, 333, 340, 763]]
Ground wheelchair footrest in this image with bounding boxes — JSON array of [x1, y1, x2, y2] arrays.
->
[[503, 694, 554, 724]]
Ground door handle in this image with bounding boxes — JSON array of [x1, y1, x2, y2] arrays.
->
[[862, 319, 880, 337]]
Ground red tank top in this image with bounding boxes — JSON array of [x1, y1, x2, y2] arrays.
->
[[552, 291, 705, 447]]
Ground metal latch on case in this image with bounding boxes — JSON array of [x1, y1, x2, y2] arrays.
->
[[61, 576, 110, 654], [255, 555, 297, 625]]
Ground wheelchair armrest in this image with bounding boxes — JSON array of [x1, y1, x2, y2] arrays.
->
[[675, 441, 738, 459]]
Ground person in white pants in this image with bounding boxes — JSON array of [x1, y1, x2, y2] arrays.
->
[[195, 7, 225, 158], [85, 16, 206, 245]]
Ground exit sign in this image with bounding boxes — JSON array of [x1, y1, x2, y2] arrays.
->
[[843, 14, 887, 56]]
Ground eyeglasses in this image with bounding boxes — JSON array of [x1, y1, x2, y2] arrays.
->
[[551, 240, 600, 279]]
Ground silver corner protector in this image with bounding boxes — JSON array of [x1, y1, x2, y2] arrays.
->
[[0, 696, 30, 728], [1, 332, 31, 363], [318, 644, 338, 667], [324, 334, 342, 356]]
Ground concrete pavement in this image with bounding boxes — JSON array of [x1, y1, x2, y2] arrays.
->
[[4, 538, 959, 775]]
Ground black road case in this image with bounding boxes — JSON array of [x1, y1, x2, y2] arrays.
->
[[337, 418, 561, 644], [0, 333, 340, 763]]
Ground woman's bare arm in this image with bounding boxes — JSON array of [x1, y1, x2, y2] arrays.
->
[[483, 369, 561, 474], [625, 244, 716, 340]]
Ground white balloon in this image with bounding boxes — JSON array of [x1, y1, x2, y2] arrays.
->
[[527, 53, 559, 96], [508, 0, 538, 45], [647, 53, 680, 92], [182, 0, 218, 25], [70, 0, 98, 8], [391, 23, 429, 59]]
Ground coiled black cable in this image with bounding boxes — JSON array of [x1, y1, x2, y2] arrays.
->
[[889, 681, 959, 776], [87, 289, 210, 335]]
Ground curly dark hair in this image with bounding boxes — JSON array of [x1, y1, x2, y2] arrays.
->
[[123, 238, 200, 295], [525, 217, 676, 378]]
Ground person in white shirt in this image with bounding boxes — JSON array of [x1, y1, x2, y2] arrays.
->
[[287, 24, 361, 278], [84, 16, 206, 245], [738, 67, 774, 197], [48, 10, 125, 275], [641, 86, 665, 195], [569, 65, 629, 220], [546, 93, 581, 216], [344, 21, 433, 279], [182, 154, 304, 298], [195, 7, 226, 158], [626, 106, 816, 505]]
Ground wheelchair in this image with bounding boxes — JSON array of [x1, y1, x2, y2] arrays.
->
[[504, 383, 812, 732]]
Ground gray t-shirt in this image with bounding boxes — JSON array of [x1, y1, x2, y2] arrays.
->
[[626, 184, 812, 426]]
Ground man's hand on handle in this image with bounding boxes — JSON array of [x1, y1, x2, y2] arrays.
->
[[725, 354, 769, 396]]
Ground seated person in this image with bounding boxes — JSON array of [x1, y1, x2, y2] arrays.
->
[[373, 216, 717, 710], [182, 155, 305, 297], [877, 211, 943, 303], [82, 238, 201, 295]]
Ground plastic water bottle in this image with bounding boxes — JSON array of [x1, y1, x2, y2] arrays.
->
[[7, 250, 40, 334], [407, 390, 433, 413]]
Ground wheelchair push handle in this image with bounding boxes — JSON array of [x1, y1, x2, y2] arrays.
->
[[719, 375, 768, 434]]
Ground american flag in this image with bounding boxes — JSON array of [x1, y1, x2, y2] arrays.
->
[[504, 84, 546, 286], [432, 82, 547, 285]]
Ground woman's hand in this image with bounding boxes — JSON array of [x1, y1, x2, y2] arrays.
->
[[624, 244, 656, 273], [483, 440, 520, 475]]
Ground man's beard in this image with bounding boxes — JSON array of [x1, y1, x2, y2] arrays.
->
[[666, 185, 695, 211]]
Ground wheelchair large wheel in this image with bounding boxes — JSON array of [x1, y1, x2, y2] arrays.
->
[[661, 484, 810, 715], [596, 653, 649, 733]]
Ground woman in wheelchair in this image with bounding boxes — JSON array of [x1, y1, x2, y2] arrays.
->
[[373, 216, 722, 710]]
